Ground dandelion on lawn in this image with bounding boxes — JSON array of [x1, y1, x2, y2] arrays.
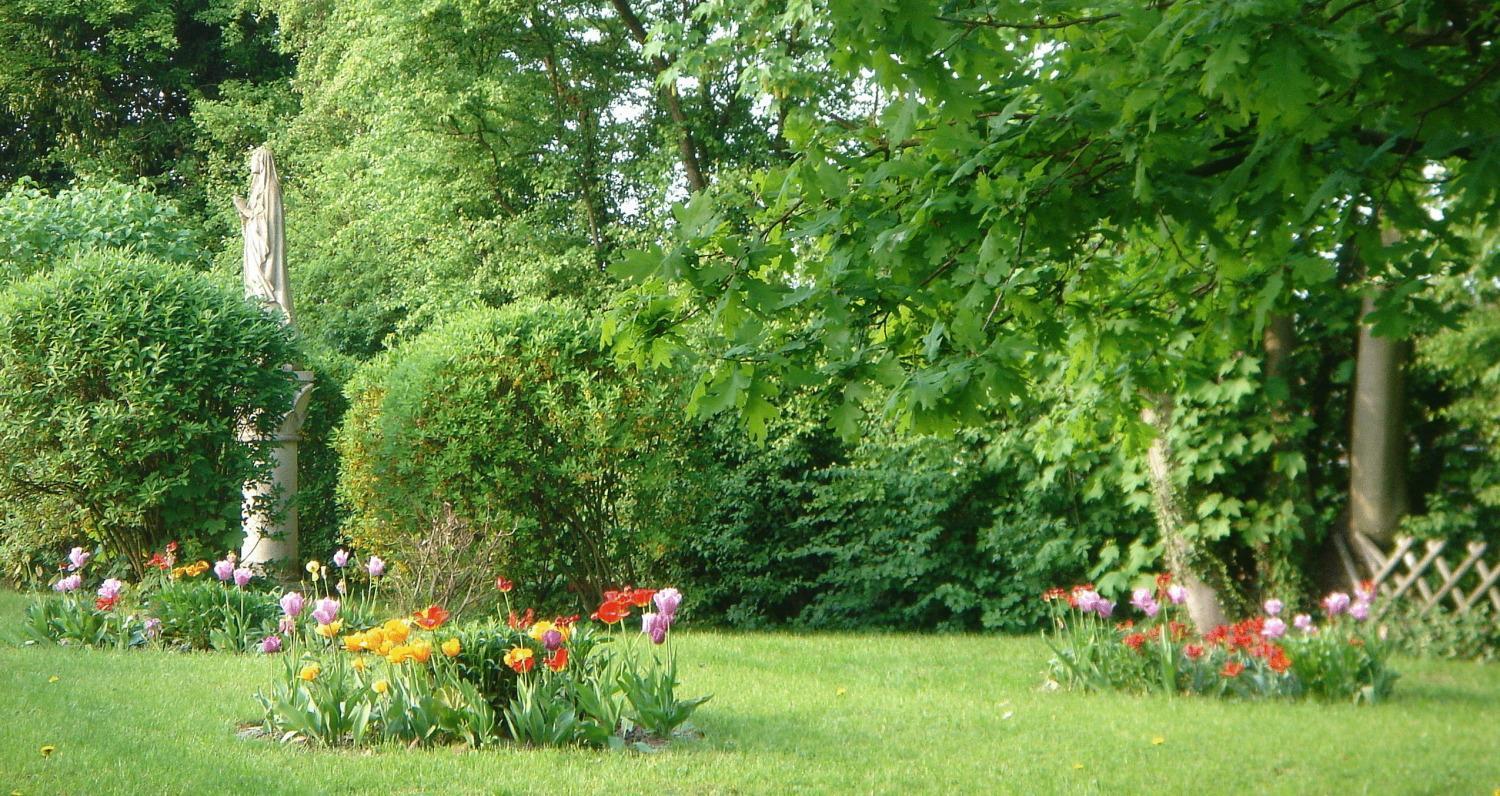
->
[[40, 745, 55, 758], [836, 687, 847, 697], [1152, 737, 1165, 746], [47, 676, 58, 683], [1072, 763, 1084, 770]]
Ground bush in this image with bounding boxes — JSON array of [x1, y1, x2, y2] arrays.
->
[[0, 254, 301, 574], [676, 415, 1146, 632], [336, 300, 695, 608], [0, 177, 200, 283]]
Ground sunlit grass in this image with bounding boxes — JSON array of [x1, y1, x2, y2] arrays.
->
[[2, 590, 1497, 794]]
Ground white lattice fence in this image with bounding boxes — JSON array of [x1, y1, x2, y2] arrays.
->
[[1341, 534, 1500, 618]]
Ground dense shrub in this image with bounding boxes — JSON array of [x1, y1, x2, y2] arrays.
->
[[0, 254, 301, 574], [0, 177, 200, 282], [337, 300, 696, 608], [677, 414, 1151, 632]]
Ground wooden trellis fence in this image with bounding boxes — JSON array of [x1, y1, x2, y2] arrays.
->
[[1336, 533, 1500, 619]]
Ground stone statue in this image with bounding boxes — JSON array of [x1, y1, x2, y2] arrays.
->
[[233, 146, 293, 324], [235, 145, 313, 572]]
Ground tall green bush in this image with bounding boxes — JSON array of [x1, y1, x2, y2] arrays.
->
[[0, 253, 300, 576], [337, 300, 696, 607], [0, 178, 200, 282], [677, 410, 1152, 632]]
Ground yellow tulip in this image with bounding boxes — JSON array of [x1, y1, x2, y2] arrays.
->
[[298, 664, 321, 682], [411, 641, 433, 664], [441, 638, 461, 657], [315, 620, 343, 638], [305, 560, 321, 575], [373, 679, 390, 695], [386, 645, 412, 665], [528, 620, 555, 642]]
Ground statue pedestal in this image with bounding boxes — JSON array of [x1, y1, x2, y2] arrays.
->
[[241, 370, 314, 571]]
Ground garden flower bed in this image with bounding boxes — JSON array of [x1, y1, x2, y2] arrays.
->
[[23, 544, 710, 749], [1044, 574, 1397, 702]]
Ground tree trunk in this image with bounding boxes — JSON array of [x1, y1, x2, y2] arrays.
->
[[1142, 396, 1230, 630], [1347, 288, 1409, 554]]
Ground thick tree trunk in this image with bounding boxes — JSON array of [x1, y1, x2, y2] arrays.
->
[[1347, 287, 1410, 564], [1142, 397, 1230, 631]]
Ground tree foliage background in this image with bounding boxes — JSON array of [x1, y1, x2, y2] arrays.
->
[[2, 0, 1498, 627]]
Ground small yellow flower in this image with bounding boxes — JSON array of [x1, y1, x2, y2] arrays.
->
[[441, 638, 461, 657], [315, 620, 343, 638], [298, 664, 321, 682], [387, 645, 413, 665], [383, 619, 411, 643], [835, 687, 847, 697], [1072, 763, 1084, 770], [373, 679, 390, 695], [1152, 736, 1165, 746], [411, 640, 433, 664], [40, 745, 56, 757], [48, 676, 59, 683], [352, 657, 369, 672]]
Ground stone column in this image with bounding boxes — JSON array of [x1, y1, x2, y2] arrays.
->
[[241, 370, 315, 570]]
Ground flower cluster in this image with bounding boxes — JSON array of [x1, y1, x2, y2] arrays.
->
[[1044, 575, 1397, 703]]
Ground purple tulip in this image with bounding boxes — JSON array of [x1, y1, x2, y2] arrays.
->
[[311, 598, 340, 626], [53, 574, 82, 593], [1350, 600, 1370, 621], [365, 555, 385, 578], [1293, 613, 1315, 633], [280, 591, 305, 618], [1166, 585, 1188, 605], [1094, 599, 1115, 618], [1074, 589, 1101, 614], [1130, 588, 1159, 617], [232, 567, 253, 587], [1262, 617, 1287, 639], [67, 547, 91, 572], [97, 578, 123, 600], [332, 549, 350, 568], [1322, 592, 1351, 617], [144, 617, 162, 639], [261, 635, 282, 654], [542, 629, 563, 651], [213, 559, 234, 582], [642, 612, 669, 645], [653, 587, 682, 618], [1263, 599, 1284, 617], [278, 616, 296, 635]]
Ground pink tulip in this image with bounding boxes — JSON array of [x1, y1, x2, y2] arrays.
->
[[97, 578, 123, 600], [232, 567, 253, 587], [1322, 592, 1351, 617], [311, 598, 340, 625], [1130, 588, 1159, 617], [1261, 617, 1287, 639], [67, 547, 91, 571], [642, 612, 669, 645], [332, 549, 350, 568], [213, 559, 234, 581], [1166, 585, 1188, 605], [280, 591, 305, 618], [653, 588, 682, 618], [366, 555, 385, 578], [1293, 613, 1315, 633], [261, 635, 282, 654], [144, 617, 162, 638], [1263, 599, 1284, 617], [1095, 599, 1115, 618], [1350, 600, 1370, 621], [53, 574, 82, 593]]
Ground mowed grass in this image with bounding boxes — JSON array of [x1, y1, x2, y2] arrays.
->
[[1, 590, 1498, 795]]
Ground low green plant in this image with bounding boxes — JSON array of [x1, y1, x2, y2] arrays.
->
[[148, 577, 279, 653]]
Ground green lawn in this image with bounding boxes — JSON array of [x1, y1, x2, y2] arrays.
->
[[1, 590, 1497, 795]]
